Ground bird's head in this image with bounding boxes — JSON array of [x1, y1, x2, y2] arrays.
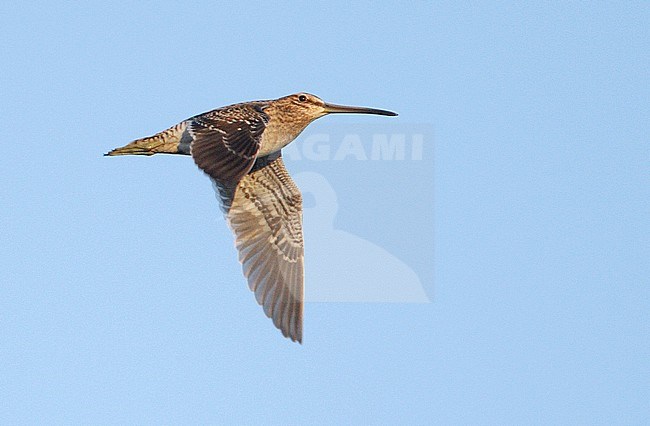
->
[[271, 93, 397, 124]]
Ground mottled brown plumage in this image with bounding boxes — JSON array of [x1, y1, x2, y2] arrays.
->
[[106, 93, 397, 343]]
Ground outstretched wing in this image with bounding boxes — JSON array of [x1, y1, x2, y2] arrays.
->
[[190, 103, 269, 183], [213, 153, 304, 343]]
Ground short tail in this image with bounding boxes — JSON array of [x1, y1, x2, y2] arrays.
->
[[105, 122, 191, 156]]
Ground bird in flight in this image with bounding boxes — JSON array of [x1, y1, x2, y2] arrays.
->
[[106, 93, 397, 343]]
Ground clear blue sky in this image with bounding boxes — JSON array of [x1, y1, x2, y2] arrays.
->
[[1, 2, 648, 424]]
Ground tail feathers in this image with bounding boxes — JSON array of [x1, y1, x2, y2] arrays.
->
[[105, 122, 189, 156]]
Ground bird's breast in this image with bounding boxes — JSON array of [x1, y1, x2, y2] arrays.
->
[[258, 120, 309, 157]]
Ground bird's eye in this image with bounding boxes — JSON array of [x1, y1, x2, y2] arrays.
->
[[298, 95, 307, 102]]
